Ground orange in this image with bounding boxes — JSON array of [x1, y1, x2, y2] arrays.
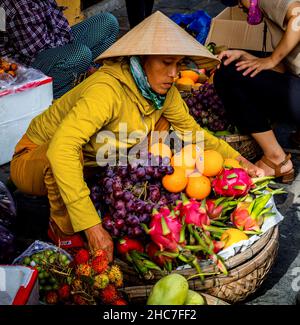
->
[[150, 142, 172, 158], [223, 158, 241, 169], [220, 228, 249, 249], [180, 70, 199, 83], [185, 172, 211, 200], [162, 167, 188, 193], [175, 77, 195, 86], [171, 144, 202, 176], [196, 150, 224, 177]]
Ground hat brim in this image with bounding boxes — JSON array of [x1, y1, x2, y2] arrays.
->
[[95, 11, 220, 70]]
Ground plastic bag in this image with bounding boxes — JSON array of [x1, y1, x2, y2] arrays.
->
[[0, 56, 47, 94], [0, 181, 17, 230], [0, 224, 16, 264], [170, 10, 212, 44], [12, 240, 73, 265]]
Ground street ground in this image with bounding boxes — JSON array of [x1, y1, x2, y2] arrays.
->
[[0, 0, 299, 305]]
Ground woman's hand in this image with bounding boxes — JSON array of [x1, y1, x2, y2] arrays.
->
[[235, 56, 277, 77], [217, 50, 248, 66], [236, 155, 265, 178], [85, 223, 114, 262]]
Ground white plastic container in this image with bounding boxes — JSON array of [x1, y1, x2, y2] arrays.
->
[[0, 76, 53, 165], [0, 265, 39, 305]]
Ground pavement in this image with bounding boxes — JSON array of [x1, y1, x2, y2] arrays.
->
[[0, 0, 299, 305]]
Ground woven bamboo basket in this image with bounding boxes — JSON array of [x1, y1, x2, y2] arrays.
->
[[217, 133, 262, 162], [116, 226, 279, 304], [122, 286, 229, 305]]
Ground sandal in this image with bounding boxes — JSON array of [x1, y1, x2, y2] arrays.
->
[[260, 153, 295, 184]]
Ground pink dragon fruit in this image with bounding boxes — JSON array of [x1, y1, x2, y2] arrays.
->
[[212, 168, 253, 198], [145, 208, 183, 252], [179, 194, 210, 228], [206, 199, 223, 219], [230, 202, 261, 231], [231, 193, 272, 231]]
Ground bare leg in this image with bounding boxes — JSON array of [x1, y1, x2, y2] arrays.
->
[[252, 130, 293, 176]]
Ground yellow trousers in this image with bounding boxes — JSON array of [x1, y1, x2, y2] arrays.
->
[[10, 116, 170, 235]]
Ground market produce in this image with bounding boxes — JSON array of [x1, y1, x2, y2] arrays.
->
[[220, 228, 249, 249], [230, 193, 273, 232], [88, 146, 284, 283], [184, 82, 233, 133], [146, 273, 189, 305], [20, 247, 126, 305], [91, 152, 180, 239], [200, 149, 224, 177], [0, 58, 18, 78], [184, 290, 206, 305], [212, 168, 254, 198]]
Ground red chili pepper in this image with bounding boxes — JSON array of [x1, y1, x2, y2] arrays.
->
[[116, 237, 144, 255]]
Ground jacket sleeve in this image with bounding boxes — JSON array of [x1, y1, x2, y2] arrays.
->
[[46, 84, 116, 232], [162, 88, 240, 159]]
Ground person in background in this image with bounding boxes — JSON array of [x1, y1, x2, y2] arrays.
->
[[0, 0, 119, 98], [9, 12, 263, 261], [215, 0, 300, 183], [125, 0, 154, 28]]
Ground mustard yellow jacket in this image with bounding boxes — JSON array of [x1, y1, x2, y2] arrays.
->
[[26, 59, 239, 232]]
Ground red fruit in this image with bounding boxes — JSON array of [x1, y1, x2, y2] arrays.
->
[[212, 240, 225, 253], [116, 237, 144, 256], [206, 199, 223, 219], [100, 284, 118, 304], [58, 284, 70, 300], [112, 298, 128, 305], [146, 242, 173, 267], [212, 168, 253, 198], [91, 255, 109, 274], [73, 294, 87, 305], [74, 249, 89, 265], [45, 291, 58, 305], [146, 208, 183, 252], [230, 202, 261, 232], [179, 194, 210, 228]]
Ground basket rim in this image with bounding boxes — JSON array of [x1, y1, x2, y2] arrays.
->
[[122, 287, 230, 305]]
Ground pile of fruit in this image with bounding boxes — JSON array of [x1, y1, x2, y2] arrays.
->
[[184, 82, 234, 133], [0, 58, 18, 78], [175, 69, 209, 91], [20, 248, 127, 305], [147, 273, 206, 305], [90, 144, 283, 281]]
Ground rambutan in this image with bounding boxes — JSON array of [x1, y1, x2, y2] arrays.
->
[[73, 294, 87, 305], [100, 284, 119, 304], [93, 274, 109, 289], [112, 298, 128, 305], [91, 255, 108, 274], [72, 279, 83, 291], [92, 249, 108, 260], [58, 284, 70, 300], [76, 263, 91, 277], [45, 291, 58, 305], [74, 249, 89, 265], [108, 265, 123, 286]]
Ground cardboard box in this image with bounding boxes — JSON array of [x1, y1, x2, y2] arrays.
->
[[0, 76, 53, 165], [205, 6, 273, 52]]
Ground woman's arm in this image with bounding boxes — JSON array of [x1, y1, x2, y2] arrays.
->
[[47, 84, 118, 260]]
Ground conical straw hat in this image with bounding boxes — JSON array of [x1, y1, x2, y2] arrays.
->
[[96, 11, 220, 70]]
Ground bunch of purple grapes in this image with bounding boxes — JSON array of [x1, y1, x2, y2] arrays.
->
[[89, 153, 181, 240], [184, 82, 232, 132]]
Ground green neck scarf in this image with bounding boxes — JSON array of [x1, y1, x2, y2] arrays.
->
[[129, 56, 166, 110]]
